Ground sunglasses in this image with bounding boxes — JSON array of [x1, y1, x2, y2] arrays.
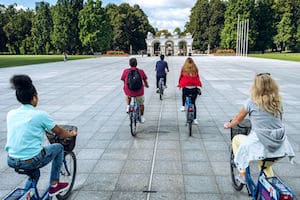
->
[[257, 73, 271, 76]]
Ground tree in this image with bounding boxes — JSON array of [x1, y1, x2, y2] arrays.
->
[[253, 0, 276, 52], [273, 0, 300, 51], [155, 29, 171, 37], [173, 27, 182, 35], [78, 0, 112, 53], [3, 6, 34, 54], [208, 0, 226, 50], [32, 2, 53, 54], [221, 0, 256, 50], [186, 0, 209, 51], [51, 0, 83, 54], [106, 3, 154, 53], [0, 4, 8, 52]]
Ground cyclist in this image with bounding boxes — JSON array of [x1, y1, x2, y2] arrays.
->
[[155, 54, 169, 93], [5, 74, 77, 196], [121, 58, 149, 123], [178, 57, 202, 124], [224, 73, 295, 183]]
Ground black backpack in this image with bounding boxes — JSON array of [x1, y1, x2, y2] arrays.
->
[[127, 69, 142, 91]]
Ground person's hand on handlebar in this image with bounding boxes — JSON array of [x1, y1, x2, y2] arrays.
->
[[224, 122, 231, 129]]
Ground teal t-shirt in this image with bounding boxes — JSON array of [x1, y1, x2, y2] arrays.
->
[[5, 104, 56, 160]]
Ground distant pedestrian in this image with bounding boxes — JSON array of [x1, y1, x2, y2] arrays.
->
[[63, 52, 67, 62]]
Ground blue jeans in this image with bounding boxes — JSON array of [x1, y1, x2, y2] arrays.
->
[[7, 143, 64, 188]]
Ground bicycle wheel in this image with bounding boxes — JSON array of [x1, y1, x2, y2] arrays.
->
[[130, 114, 137, 136], [159, 89, 163, 100], [56, 151, 77, 200], [188, 121, 192, 136], [230, 149, 244, 191]]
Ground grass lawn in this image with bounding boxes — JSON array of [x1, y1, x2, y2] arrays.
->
[[0, 55, 94, 68], [249, 53, 300, 62]]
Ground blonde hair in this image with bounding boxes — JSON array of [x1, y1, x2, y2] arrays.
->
[[181, 57, 199, 76], [250, 73, 282, 116]]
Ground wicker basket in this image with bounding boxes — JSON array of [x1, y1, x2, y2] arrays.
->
[[46, 125, 77, 152], [230, 119, 251, 140]]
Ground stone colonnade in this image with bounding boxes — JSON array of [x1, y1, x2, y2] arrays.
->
[[145, 32, 193, 56]]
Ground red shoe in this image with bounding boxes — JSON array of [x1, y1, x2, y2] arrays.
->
[[49, 182, 69, 196]]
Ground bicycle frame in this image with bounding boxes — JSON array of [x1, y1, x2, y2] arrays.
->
[[129, 97, 140, 122], [4, 171, 50, 200], [185, 96, 194, 123], [158, 78, 164, 100]]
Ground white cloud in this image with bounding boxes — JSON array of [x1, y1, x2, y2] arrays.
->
[[15, 4, 29, 11], [122, 0, 196, 32]]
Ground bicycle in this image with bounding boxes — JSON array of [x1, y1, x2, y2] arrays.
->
[[158, 77, 164, 100], [185, 95, 194, 137], [128, 97, 140, 136], [229, 120, 295, 200], [4, 125, 77, 200]]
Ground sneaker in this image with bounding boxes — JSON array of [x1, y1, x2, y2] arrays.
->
[[193, 119, 199, 125], [140, 116, 146, 123], [180, 106, 185, 112], [49, 182, 69, 196], [236, 175, 246, 184], [156, 88, 160, 93]]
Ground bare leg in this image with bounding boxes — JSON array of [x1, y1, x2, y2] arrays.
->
[[126, 96, 131, 105], [140, 105, 144, 115]]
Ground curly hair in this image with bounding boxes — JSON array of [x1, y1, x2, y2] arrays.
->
[[250, 73, 282, 117], [10, 74, 37, 104], [181, 57, 199, 76]]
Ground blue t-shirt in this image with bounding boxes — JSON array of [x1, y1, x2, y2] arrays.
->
[[155, 60, 169, 76], [5, 104, 56, 160]]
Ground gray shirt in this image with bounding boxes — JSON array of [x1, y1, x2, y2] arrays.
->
[[244, 98, 285, 152]]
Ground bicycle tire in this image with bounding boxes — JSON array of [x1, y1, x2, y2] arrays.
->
[[230, 149, 244, 191], [189, 122, 192, 136], [130, 114, 137, 136], [159, 91, 162, 100], [56, 151, 77, 200]]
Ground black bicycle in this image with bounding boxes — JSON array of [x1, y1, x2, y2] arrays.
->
[[46, 125, 77, 199], [158, 77, 165, 100]]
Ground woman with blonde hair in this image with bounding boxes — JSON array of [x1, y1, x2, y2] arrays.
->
[[178, 57, 202, 124], [224, 73, 294, 183]]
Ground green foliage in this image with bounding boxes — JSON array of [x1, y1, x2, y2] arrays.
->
[[106, 3, 154, 53], [32, 2, 53, 54], [221, 0, 256, 50], [155, 29, 171, 37], [51, 0, 83, 54], [253, 0, 276, 52], [3, 7, 34, 54], [79, 0, 112, 53]]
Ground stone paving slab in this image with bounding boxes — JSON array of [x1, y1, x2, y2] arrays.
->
[[0, 56, 299, 199]]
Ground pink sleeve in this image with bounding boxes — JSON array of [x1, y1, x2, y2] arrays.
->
[[121, 69, 127, 81]]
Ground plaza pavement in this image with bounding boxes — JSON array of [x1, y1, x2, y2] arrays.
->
[[0, 55, 299, 200]]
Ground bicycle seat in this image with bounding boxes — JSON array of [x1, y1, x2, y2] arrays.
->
[[15, 168, 38, 178]]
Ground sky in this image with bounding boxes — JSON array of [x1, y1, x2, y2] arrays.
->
[[1, 0, 197, 33]]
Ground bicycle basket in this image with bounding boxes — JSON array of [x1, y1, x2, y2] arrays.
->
[[230, 119, 251, 140], [46, 125, 77, 151]]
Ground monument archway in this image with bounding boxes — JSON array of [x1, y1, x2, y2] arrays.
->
[[145, 32, 193, 56]]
